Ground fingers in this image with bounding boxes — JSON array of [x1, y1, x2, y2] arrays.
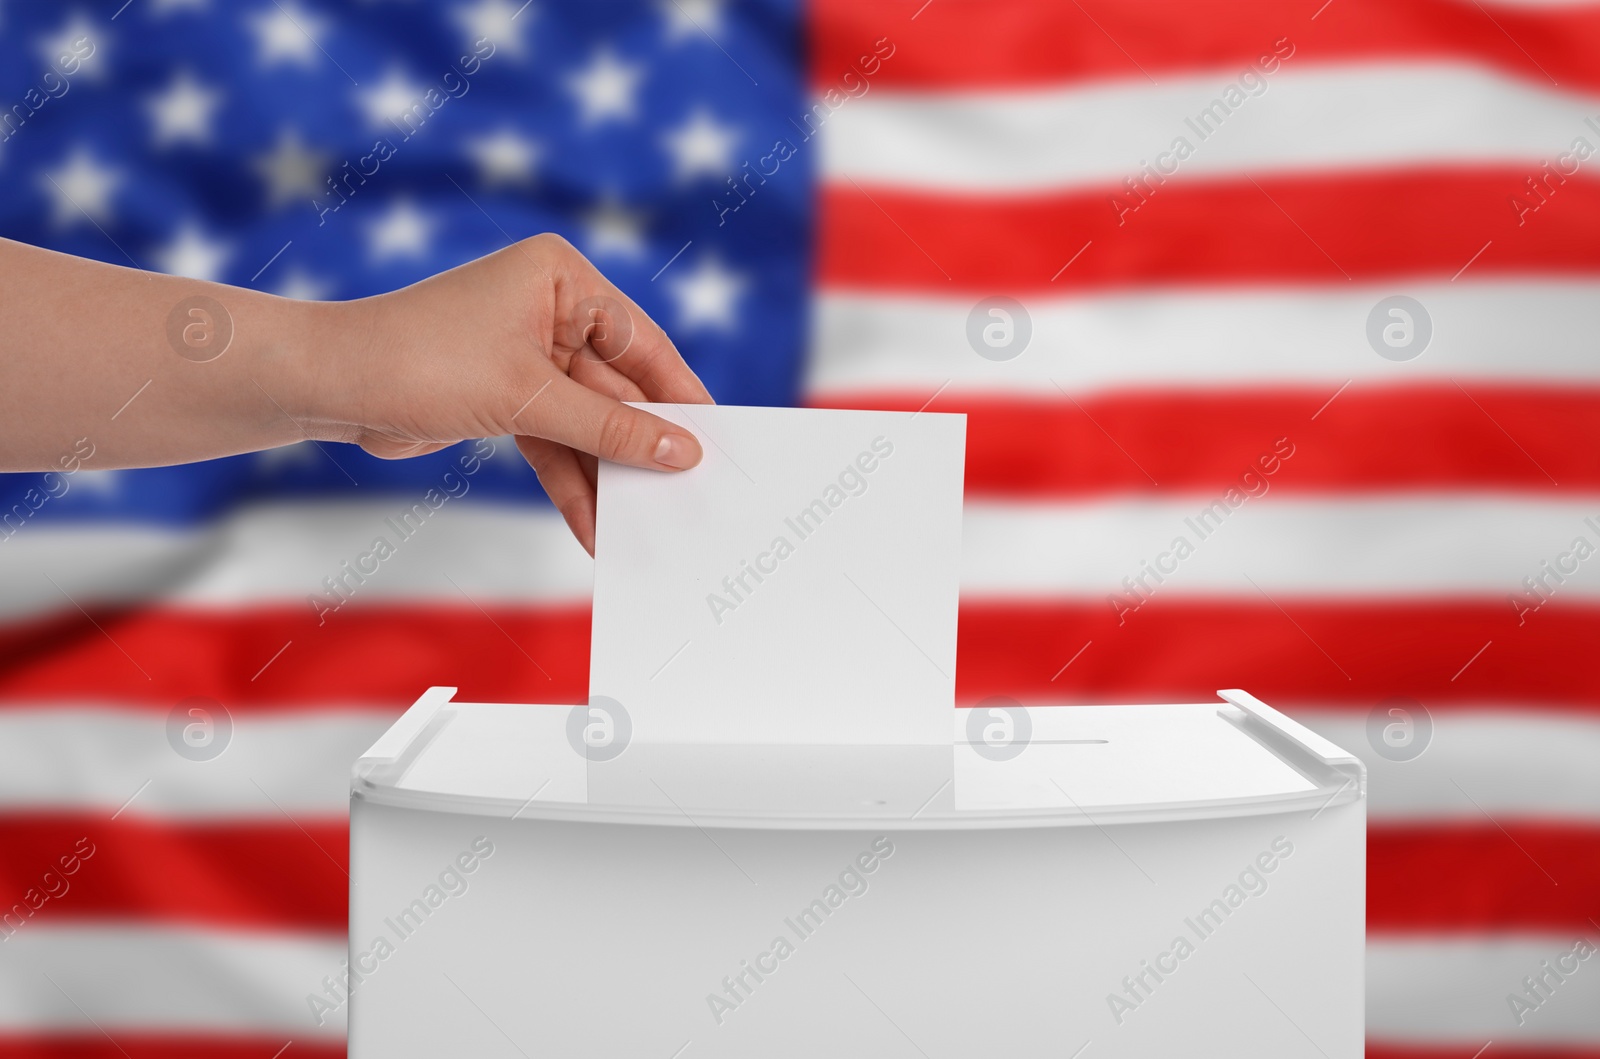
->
[[527, 372, 703, 472], [567, 347, 649, 405], [356, 436, 455, 460], [516, 435, 597, 556], [548, 238, 715, 407], [501, 235, 709, 560]]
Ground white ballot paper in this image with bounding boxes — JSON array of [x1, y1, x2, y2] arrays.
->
[[590, 404, 966, 744]]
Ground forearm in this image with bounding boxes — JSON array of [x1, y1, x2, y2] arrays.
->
[[0, 237, 351, 470], [0, 232, 711, 553]]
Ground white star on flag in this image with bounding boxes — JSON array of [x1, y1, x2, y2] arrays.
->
[[658, 0, 725, 43], [144, 70, 224, 148], [37, 14, 109, 82], [356, 67, 430, 132], [453, 0, 536, 60], [668, 255, 746, 332], [488, 435, 533, 471], [250, 128, 330, 209], [366, 198, 437, 262], [151, 222, 232, 282], [247, 1, 330, 68], [69, 469, 122, 498], [40, 148, 123, 229], [464, 129, 541, 189], [564, 47, 646, 126], [660, 107, 739, 182], [581, 195, 648, 259], [274, 267, 335, 301], [148, 0, 211, 14], [254, 440, 322, 470]]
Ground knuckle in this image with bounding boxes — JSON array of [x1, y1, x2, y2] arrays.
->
[[518, 444, 563, 486], [528, 232, 576, 261], [596, 406, 642, 462], [521, 445, 556, 478]]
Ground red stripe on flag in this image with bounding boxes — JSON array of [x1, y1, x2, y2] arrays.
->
[[0, 814, 347, 933], [4, 812, 1595, 935], [1, 601, 1597, 709], [1369, 822, 1600, 932], [818, 170, 1600, 294], [813, 385, 1596, 497], [0, 605, 590, 710], [0, 1040, 343, 1059], [812, 0, 1600, 91], [11, 1042, 1595, 1059], [1367, 1049, 1600, 1059], [957, 600, 1600, 708], [21, 1042, 1586, 1059]]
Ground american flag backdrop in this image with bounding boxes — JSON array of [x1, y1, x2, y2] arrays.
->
[[1, 0, 1599, 1055]]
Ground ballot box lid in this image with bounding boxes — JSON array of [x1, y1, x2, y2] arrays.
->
[[351, 688, 1365, 830]]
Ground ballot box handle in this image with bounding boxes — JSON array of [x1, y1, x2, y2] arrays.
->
[[1217, 688, 1366, 800], [353, 685, 458, 786]]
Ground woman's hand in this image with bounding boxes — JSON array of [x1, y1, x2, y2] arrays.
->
[[318, 234, 713, 553], [0, 234, 712, 556]]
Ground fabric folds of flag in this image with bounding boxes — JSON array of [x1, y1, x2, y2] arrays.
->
[[0, 0, 1597, 1056]]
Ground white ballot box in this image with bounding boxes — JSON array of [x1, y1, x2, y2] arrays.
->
[[347, 687, 1365, 1057]]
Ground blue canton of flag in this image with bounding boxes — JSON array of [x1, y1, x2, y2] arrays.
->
[[0, 0, 809, 523]]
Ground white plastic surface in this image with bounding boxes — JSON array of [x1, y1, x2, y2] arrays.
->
[[952, 702, 1318, 813], [353, 691, 1359, 828], [349, 788, 1366, 1058], [349, 689, 1367, 1056]]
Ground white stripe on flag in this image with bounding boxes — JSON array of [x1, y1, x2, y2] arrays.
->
[[961, 496, 1600, 600], [807, 282, 1600, 398], [0, 707, 396, 818], [1293, 709, 1600, 822], [0, 501, 590, 620], [1367, 933, 1600, 1043], [0, 923, 345, 1037], [822, 63, 1600, 192]]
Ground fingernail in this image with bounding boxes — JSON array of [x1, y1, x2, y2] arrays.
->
[[653, 433, 700, 470]]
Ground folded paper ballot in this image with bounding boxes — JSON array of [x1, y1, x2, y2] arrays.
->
[[590, 404, 966, 744]]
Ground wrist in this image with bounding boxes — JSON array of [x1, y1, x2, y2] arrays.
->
[[265, 292, 383, 443]]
